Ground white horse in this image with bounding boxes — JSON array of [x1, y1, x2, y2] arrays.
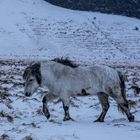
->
[[23, 58, 134, 122]]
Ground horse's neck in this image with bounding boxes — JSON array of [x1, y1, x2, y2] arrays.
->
[[41, 62, 63, 87]]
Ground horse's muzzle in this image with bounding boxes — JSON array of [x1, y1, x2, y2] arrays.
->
[[25, 92, 31, 97]]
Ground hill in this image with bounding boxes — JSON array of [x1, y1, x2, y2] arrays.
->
[[46, 0, 140, 19]]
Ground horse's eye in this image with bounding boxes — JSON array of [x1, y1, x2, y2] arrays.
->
[[29, 79, 33, 82]]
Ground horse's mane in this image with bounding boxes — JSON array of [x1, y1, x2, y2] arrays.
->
[[52, 57, 78, 68]]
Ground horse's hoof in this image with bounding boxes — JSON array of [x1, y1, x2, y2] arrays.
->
[[63, 117, 74, 121], [63, 118, 69, 121], [45, 114, 50, 119], [128, 115, 135, 122], [94, 119, 104, 122]]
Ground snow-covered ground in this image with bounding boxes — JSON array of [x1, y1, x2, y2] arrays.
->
[[0, 60, 140, 140], [0, 0, 140, 140]]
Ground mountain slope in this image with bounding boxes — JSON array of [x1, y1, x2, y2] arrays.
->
[[0, 0, 140, 66]]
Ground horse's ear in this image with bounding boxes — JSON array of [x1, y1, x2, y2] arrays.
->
[[31, 63, 42, 85]]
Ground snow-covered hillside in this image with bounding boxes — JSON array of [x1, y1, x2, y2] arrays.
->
[[0, 0, 140, 66], [0, 0, 140, 140]]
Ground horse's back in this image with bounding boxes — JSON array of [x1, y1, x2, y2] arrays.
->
[[82, 64, 121, 94]]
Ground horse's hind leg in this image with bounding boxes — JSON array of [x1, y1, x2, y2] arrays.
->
[[114, 96, 134, 122], [42, 93, 57, 119], [94, 92, 110, 122], [119, 103, 134, 122]]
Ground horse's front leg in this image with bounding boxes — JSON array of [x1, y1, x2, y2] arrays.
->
[[62, 98, 73, 121], [42, 93, 57, 119]]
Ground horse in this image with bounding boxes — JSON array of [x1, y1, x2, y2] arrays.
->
[[23, 58, 135, 122]]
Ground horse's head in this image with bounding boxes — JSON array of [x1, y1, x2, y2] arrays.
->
[[23, 63, 42, 97]]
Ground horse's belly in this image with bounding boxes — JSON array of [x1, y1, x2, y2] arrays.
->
[[75, 86, 99, 96]]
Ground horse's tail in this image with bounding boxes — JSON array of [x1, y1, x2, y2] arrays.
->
[[117, 71, 136, 114]]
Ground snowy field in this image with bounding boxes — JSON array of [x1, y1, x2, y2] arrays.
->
[[0, 0, 140, 140]]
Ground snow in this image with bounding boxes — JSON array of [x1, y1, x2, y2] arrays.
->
[[0, 0, 140, 66], [0, 0, 140, 140]]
